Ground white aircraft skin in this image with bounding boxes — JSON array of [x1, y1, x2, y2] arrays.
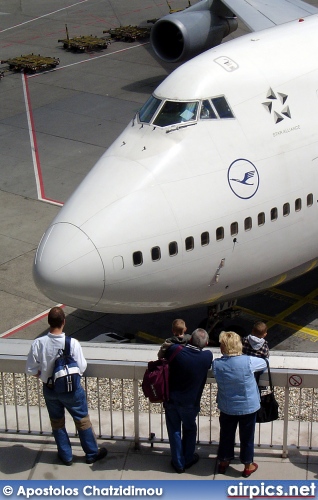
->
[[34, 11, 318, 314]]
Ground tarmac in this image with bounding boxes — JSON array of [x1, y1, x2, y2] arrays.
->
[[2, 1, 318, 353]]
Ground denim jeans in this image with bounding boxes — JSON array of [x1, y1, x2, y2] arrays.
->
[[217, 411, 257, 464], [43, 384, 98, 462], [164, 402, 199, 470]]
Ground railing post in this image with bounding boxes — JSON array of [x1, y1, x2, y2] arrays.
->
[[1, 372, 8, 431], [133, 379, 140, 450], [25, 374, 31, 433], [282, 385, 289, 458], [97, 377, 101, 437], [121, 379, 126, 439], [109, 378, 114, 438], [36, 377, 43, 434]]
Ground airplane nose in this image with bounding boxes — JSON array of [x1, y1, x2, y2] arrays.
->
[[33, 223, 105, 309]]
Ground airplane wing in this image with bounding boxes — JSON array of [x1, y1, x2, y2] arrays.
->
[[220, 0, 318, 31]]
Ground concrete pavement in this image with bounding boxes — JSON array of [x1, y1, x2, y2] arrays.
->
[[1, 431, 317, 481]]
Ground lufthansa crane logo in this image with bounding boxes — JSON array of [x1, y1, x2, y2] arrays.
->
[[228, 159, 259, 199], [262, 88, 292, 124]]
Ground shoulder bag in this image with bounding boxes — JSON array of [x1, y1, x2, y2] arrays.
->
[[256, 358, 279, 423]]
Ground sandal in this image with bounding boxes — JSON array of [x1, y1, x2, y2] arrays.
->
[[242, 462, 258, 478], [218, 461, 229, 474]]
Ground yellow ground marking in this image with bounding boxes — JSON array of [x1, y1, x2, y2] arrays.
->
[[270, 287, 318, 306], [234, 282, 318, 340], [270, 284, 318, 318], [293, 331, 318, 342], [236, 304, 318, 340], [138, 281, 318, 344], [136, 331, 163, 344]]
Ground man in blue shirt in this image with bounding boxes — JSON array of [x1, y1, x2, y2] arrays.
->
[[164, 328, 212, 473]]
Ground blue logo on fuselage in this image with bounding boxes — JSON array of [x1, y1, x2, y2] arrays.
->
[[228, 159, 259, 199]]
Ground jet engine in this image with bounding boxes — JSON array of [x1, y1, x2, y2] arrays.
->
[[150, 0, 238, 63]]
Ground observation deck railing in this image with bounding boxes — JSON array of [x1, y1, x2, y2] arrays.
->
[[1, 340, 318, 458]]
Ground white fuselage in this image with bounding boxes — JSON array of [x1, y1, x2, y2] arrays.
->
[[34, 15, 318, 313]]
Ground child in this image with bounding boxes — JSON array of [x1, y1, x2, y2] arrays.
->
[[242, 321, 269, 359], [157, 319, 191, 359], [242, 321, 269, 392], [242, 321, 269, 388]]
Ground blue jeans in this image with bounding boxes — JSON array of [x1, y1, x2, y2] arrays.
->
[[43, 384, 98, 462], [218, 411, 257, 464], [164, 402, 199, 470]]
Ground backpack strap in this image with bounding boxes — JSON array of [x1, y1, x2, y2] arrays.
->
[[168, 344, 183, 363], [64, 335, 71, 356]]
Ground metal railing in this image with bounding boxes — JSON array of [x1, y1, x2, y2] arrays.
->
[[1, 348, 318, 458]]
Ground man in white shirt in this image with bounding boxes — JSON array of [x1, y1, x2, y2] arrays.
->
[[26, 306, 107, 466]]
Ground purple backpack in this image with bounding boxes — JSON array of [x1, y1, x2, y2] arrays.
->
[[142, 345, 183, 403]]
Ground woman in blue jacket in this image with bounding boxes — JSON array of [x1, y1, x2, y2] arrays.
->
[[212, 331, 267, 477]]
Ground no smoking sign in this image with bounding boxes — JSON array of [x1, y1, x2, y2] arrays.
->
[[289, 374, 302, 387]]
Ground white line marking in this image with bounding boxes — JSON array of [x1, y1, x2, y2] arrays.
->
[[0, 1, 89, 33], [28, 42, 149, 77]]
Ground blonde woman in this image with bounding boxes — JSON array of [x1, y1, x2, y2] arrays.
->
[[212, 331, 266, 477]]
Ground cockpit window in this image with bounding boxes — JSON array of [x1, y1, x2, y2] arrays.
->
[[200, 100, 217, 119], [138, 95, 234, 126], [153, 100, 198, 127], [138, 95, 162, 123], [211, 96, 234, 118]]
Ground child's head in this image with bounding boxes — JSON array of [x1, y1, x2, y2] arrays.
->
[[172, 319, 187, 337], [252, 321, 267, 339]]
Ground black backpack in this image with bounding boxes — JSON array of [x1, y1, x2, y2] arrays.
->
[[47, 336, 81, 393]]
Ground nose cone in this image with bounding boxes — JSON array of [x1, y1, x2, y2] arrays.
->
[[34, 223, 105, 309]]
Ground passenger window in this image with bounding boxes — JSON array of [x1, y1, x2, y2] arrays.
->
[[200, 100, 217, 120], [271, 208, 278, 220], [169, 241, 178, 256], [216, 227, 224, 241], [307, 193, 313, 207], [258, 212, 265, 226], [295, 198, 302, 211], [201, 231, 210, 246], [283, 203, 290, 216], [133, 251, 143, 266], [211, 96, 234, 118], [185, 236, 194, 251], [151, 246, 161, 261], [244, 217, 252, 231], [230, 222, 238, 236]]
